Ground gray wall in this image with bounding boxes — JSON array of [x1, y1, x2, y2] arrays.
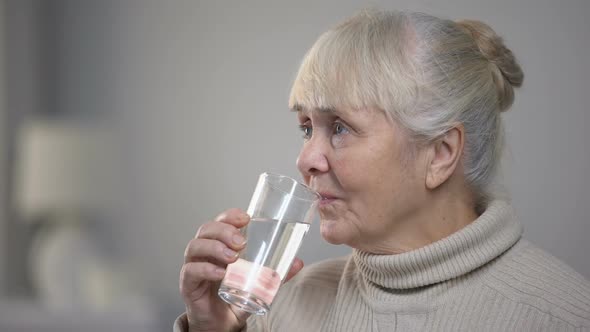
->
[[24, 0, 590, 325], [0, 0, 6, 295], [3, 0, 52, 297]]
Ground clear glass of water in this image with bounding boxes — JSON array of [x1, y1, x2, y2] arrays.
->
[[217, 172, 320, 315]]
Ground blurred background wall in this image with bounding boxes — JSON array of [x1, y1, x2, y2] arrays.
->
[[0, 0, 6, 299], [1, 0, 589, 330]]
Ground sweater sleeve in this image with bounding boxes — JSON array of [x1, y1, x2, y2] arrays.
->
[[172, 312, 256, 332]]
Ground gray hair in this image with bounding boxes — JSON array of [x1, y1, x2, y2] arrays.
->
[[289, 9, 524, 203]]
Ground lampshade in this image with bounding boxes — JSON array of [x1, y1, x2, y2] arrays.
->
[[14, 119, 115, 220]]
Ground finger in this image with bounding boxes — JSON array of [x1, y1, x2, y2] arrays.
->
[[195, 221, 247, 251], [179, 262, 226, 297], [184, 238, 240, 264], [284, 257, 304, 283], [214, 208, 250, 228], [230, 304, 252, 325]]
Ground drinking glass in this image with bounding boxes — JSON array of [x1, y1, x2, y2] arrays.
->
[[217, 172, 320, 315]]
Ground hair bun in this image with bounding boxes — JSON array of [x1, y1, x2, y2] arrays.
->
[[456, 20, 524, 112]]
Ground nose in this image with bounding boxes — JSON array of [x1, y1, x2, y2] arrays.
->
[[296, 137, 330, 177]]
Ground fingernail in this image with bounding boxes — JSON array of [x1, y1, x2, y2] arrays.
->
[[233, 234, 246, 245], [215, 268, 226, 278], [224, 248, 237, 258]]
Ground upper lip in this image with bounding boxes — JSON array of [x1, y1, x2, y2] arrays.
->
[[317, 191, 338, 200]]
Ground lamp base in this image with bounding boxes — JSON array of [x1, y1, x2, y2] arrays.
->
[[29, 216, 112, 312]]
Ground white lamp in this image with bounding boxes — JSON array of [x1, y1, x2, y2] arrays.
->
[[15, 119, 114, 218], [14, 118, 117, 312]]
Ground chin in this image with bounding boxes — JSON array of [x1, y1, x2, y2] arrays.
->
[[319, 218, 349, 245]]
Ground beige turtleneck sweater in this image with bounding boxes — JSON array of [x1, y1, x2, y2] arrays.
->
[[174, 201, 590, 331]]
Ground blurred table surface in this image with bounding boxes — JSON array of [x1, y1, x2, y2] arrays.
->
[[0, 298, 162, 332]]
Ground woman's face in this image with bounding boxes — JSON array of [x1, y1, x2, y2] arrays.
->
[[296, 106, 428, 252]]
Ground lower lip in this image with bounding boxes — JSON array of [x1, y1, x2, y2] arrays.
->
[[319, 198, 337, 207]]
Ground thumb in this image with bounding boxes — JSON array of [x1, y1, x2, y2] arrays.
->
[[284, 257, 304, 282]]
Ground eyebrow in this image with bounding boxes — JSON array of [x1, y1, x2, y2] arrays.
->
[[291, 103, 336, 113]]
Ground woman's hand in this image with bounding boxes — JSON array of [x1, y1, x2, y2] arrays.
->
[[179, 208, 304, 332]]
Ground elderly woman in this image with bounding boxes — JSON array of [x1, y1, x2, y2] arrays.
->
[[175, 10, 590, 331]]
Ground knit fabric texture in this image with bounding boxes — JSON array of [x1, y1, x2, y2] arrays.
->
[[175, 200, 590, 331]]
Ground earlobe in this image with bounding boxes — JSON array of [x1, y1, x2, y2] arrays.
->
[[425, 125, 464, 190]]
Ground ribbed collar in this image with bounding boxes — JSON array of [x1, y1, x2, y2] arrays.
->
[[353, 200, 523, 290]]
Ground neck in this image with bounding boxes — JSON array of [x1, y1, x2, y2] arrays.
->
[[353, 199, 523, 290], [364, 178, 478, 255]]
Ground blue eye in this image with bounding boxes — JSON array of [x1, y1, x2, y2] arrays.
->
[[334, 122, 349, 135], [299, 124, 312, 139]]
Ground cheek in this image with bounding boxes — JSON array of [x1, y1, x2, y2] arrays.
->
[[332, 147, 391, 191], [331, 156, 348, 176], [353, 149, 408, 210], [331, 153, 366, 192]]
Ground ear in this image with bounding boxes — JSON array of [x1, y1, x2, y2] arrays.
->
[[425, 124, 465, 190]]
